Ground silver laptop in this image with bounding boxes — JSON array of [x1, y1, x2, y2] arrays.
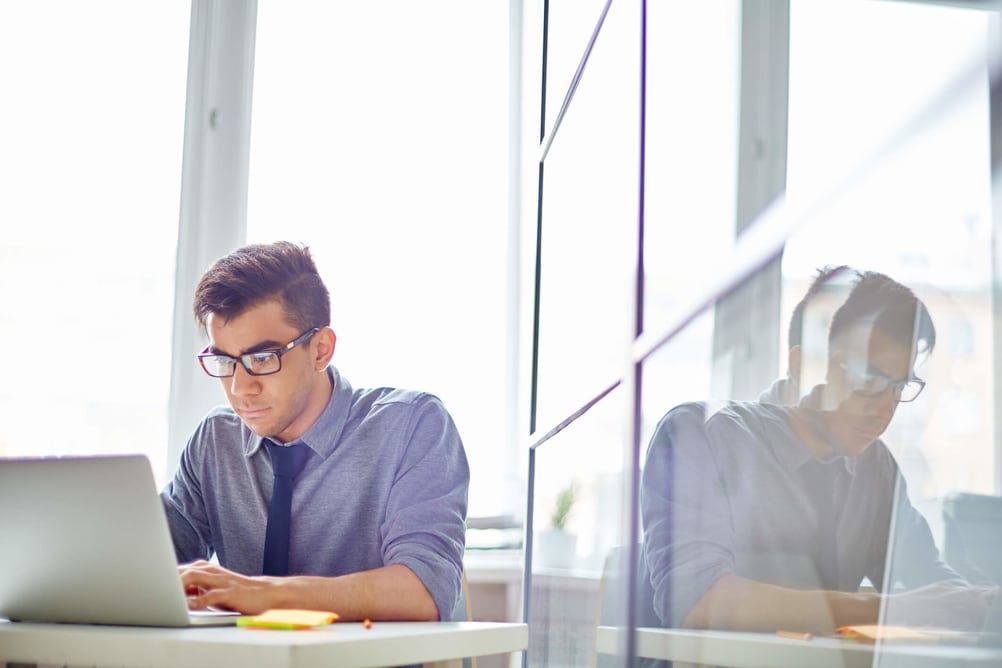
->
[[0, 454, 237, 627]]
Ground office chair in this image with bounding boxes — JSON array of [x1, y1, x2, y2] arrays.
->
[[942, 492, 1002, 586], [591, 544, 662, 668]]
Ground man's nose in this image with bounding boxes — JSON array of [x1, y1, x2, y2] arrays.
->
[[229, 363, 260, 395], [872, 385, 898, 417]]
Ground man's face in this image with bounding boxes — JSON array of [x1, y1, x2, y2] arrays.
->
[[205, 300, 329, 443], [824, 328, 916, 456]]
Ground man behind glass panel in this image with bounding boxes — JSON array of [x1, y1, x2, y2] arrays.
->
[[641, 270, 996, 633], [160, 241, 469, 622]]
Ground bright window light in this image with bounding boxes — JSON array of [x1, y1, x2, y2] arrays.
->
[[0, 1, 189, 487], [246, 1, 513, 517]]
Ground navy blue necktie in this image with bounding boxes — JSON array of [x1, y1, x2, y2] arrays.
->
[[262, 441, 309, 576]]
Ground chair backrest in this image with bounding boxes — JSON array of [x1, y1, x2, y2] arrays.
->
[[463, 568, 474, 625], [596, 544, 660, 628], [591, 544, 663, 668], [942, 492, 1002, 586]]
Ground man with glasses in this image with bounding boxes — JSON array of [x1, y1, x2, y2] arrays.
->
[[161, 241, 469, 623], [641, 270, 995, 635]]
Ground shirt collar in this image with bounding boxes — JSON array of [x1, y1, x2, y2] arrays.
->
[[763, 386, 866, 476]]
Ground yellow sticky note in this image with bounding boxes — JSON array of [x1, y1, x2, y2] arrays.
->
[[837, 624, 939, 643], [237, 609, 339, 630]]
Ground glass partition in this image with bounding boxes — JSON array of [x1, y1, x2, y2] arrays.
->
[[533, 0, 641, 433], [636, 5, 998, 653], [643, 2, 740, 338], [543, 0, 613, 134], [785, 0, 995, 505], [638, 228, 997, 659], [527, 386, 632, 668], [526, 0, 1000, 665]]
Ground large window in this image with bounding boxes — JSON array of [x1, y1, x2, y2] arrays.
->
[[0, 2, 189, 488], [246, 1, 513, 518]]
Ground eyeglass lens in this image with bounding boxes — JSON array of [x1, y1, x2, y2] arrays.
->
[[202, 352, 282, 377], [855, 376, 923, 402]]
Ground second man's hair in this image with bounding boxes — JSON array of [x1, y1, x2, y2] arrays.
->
[[828, 270, 936, 358]]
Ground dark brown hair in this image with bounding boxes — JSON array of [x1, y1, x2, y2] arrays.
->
[[193, 241, 330, 333], [829, 270, 936, 358]]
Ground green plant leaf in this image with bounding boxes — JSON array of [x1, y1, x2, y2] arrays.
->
[[550, 482, 575, 530]]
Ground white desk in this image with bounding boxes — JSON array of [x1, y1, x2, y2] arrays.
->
[[596, 626, 1002, 668], [0, 620, 527, 668]]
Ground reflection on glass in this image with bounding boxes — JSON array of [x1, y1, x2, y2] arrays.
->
[[535, 0, 1000, 664], [640, 267, 999, 647], [784, 0, 994, 506], [630, 3, 999, 661]]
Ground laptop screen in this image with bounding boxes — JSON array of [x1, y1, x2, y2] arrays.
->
[[0, 455, 233, 627]]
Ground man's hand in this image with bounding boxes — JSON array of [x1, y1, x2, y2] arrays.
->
[[179, 560, 283, 615], [178, 561, 438, 620]]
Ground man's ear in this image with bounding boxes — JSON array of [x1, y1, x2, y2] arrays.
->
[[314, 328, 337, 369]]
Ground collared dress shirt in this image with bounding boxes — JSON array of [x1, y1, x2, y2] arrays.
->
[[161, 366, 470, 621], [641, 392, 960, 628]]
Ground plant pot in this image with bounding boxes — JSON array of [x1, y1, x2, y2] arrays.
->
[[534, 528, 578, 570]]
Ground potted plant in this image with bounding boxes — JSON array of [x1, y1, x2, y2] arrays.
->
[[550, 483, 575, 532], [535, 482, 578, 569]]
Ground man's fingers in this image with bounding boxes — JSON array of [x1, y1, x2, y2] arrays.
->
[[180, 568, 233, 590], [189, 587, 268, 615], [179, 559, 213, 571], [179, 560, 224, 576], [187, 586, 227, 610]]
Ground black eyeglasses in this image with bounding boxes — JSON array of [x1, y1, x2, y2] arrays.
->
[[197, 328, 320, 378], [838, 362, 926, 403]]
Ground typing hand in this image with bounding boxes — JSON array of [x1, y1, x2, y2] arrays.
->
[[179, 560, 282, 615]]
